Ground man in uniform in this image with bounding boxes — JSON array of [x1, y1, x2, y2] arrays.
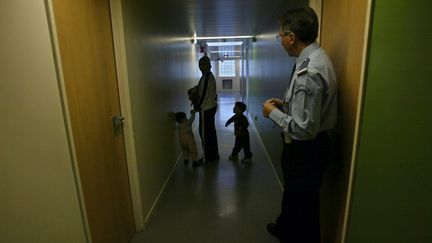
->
[[263, 6, 337, 243]]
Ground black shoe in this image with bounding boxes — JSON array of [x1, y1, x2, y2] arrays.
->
[[184, 159, 189, 165], [192, 160, 202, 167], [267, 223, 281, 239], [205, 157, 219, 164]]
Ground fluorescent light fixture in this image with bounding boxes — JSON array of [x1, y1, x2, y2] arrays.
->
[[210, 50, 241, 53], [207, 41, 243, 47], [193, 33, 197, 44], [195, 35, 253, 40]]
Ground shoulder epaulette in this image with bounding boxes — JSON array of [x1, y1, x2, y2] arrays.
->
[[296, 58, 310, 75]]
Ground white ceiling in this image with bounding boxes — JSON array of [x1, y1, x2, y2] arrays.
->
[[131, 0, 307, 38], [135, 0, 307, 59], [183, 0, 307, 58], [186, 0, 285, 37], [144, 0, 306, 37], [181, 0, 283, 59]]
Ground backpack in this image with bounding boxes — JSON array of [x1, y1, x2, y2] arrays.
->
[[187, 72, 211, 110]]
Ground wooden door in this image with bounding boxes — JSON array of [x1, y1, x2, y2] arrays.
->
[[51, 0, 135, 242]]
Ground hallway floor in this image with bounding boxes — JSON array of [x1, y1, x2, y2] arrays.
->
[[131, 92, 283, 243]]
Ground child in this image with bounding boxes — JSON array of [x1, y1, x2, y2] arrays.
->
[[225, 102, 253, 162], [175, 110, 203, 167]]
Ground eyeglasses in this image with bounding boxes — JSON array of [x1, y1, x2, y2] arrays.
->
[[276, 31, 292, 43]]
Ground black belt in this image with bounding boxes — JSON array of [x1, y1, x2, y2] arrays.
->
[[281, 131, 328, 144]]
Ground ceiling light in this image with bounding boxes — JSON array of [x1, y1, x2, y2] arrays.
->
[[195, 35, 253, 40], [193, 33, 197, 44], [210, 50, 241, 53], [206, 41, 243, 47]]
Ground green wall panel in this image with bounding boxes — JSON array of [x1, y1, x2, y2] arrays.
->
[[347, 1, 432, 242]]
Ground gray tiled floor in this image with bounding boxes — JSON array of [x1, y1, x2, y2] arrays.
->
[[132, 92, 283, 243]]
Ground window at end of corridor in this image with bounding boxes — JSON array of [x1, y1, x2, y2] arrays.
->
[[219, 60, 236, 77]]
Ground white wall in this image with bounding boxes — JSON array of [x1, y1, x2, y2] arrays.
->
[[0, 1, 87, 242], [121, 0, 199, 224]]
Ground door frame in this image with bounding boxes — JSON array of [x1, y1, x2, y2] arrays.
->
[[45, 0, 144, 236], [109, 0, 144, 231], [309, 0, 322, 43], [341, 1, 373, 242], [44, 1, 92, 241], [311, 0, 374, 242]]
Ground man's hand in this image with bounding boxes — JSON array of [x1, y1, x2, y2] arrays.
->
[[263, 100, 277, 118], [265, 98, 283, 108]]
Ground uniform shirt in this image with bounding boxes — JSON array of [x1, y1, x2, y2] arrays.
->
[[197, 71, 217, 111], [269, 42, 337, 141]]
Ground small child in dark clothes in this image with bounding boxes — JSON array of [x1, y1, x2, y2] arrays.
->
[[175, 110, 203, 167], [225, 102, 253, 162]]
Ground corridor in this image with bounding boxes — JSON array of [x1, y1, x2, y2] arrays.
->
[[7, 1, 429, 243], [131, 92, 283, 243]]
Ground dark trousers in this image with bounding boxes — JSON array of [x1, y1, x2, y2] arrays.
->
[[277, 132, 330, 243], [199, 106, 219, 162], [231, 133, 252, 158]]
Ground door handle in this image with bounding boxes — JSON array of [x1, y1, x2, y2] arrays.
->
[[112, 115, 125, 136]]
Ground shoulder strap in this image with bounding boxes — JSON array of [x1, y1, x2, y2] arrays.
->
[[296, 58, 310, 76]]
